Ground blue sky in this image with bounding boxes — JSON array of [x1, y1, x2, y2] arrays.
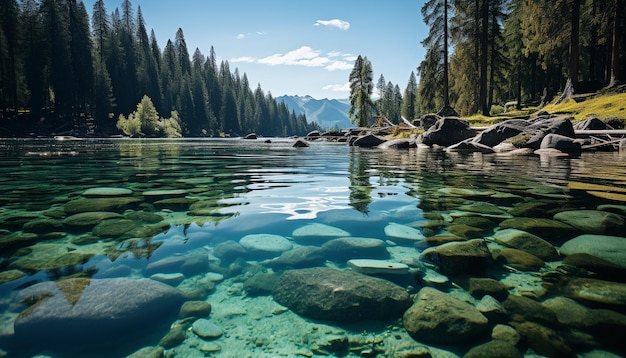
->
[[83, 0, 428, 99]]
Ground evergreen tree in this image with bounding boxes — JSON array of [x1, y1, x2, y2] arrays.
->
[[401, 72, 418, 120], [0, 0, 19, 110], [348, 55, 375, 127], [20, 0, 45, 117]]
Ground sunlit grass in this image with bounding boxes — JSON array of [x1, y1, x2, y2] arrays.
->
[[542, 92, 626, 122]]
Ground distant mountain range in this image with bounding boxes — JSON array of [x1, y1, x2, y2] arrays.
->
[[276, 95, 353, 130]]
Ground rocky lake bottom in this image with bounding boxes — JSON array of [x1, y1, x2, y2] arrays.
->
[[0, 138, 625, 357]]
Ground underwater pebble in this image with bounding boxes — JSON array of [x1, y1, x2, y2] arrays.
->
[[192, 319, 223, 339]]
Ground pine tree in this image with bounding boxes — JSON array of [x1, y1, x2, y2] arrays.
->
[[401, 72, 418, 120], [348, 55, 375, 127]]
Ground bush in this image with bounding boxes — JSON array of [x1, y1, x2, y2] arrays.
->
[[490, 105, 505, 116], [116, 96, 182, 137]]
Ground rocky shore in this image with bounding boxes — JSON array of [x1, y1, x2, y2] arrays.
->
[[305, 112, 626, 154]]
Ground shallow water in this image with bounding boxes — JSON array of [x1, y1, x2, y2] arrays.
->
[[0, 138, 625, 357]]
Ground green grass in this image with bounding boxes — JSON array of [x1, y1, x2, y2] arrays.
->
[[542, 92, 626, 123]]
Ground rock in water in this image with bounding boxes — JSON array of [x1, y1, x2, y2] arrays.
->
[[272, 267, 411, 322], [13, 278, 185, 350], [403, 287, 489, 345]]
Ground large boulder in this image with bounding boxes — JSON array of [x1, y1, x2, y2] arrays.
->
[[473, 119, 529, 147], [239, 234, 293, 259], [553, 210, 625, 236], [446, 139, 495, 153], [506, 116, 575, 150], [417, 117, 477, 147], [573, 117, 614, 131], [272, 267, 411, 322], [539, 134, 582, 153], [559, 234, 626, 274], [352, 134, 386, 148], [403, 287, 489, 345], [498, 217, 580, 245], [420, 239, 492, 276], [13, 278, 186, 351]]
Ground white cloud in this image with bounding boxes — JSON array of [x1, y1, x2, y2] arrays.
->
[[232, 46, 354, 72], [325, 61, 353, 71], [236, 34, 246, 40], [230, 56, 257, 63], [323, 82, 350, 92], [258, 46, 329, 67], [314, 19, 350, 30]]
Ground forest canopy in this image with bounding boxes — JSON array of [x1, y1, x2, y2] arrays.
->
[[0, 0, 319, 137]]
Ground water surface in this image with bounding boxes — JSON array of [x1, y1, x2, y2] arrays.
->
[[0, 138, 625, 357]]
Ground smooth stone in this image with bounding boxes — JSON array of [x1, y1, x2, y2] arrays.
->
[[476, 294, 508, 322], [510, 321, 573, 357], [468, 277, 510, 301], [403, 287, 489, 345], [420, 239, 492, 276], [347, 259, 409, 275], [321, 237, 389, 262], [192, 319, 223, 339], [503, 295, 557, 326], [272, 267, 411, 322], [540, 133, 582, 153], [265, 246, 325, 269], [243, 271, 279, 296], [492, 324, 520, 346], [204, 273, 224, 282], [179, 301, 212, 319], [491, 228, 559, 261], [559, 277, 626, 309], [598, 204, 626, 217], [14, 278, 185, 343], [0, 269, 25, 284], [150, 272, 185, 286], [384, 223, 426, 242], [437, 187, 496, 198], [291, 223, 351, 244], [127, 346, 165, 358], [92, 218, 140, 238], [64, 197, 143, 214], [22, 218, 64, 234], [464, 340, 522, 358], [493, 248, 545, 271], [82, 187, 133, 197], [560, 234, 626, 270], [145, 256, 187, 275], [239, 234, 292, 256], [213, 240, 247, 264], [159, 324, 186, 349], [498, 217, 580, 245], [142, 189, 188, 197], [553, 210, 625, 236], [63, 211, 123, 230]]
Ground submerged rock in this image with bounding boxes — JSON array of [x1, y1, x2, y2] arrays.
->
[[560, 234, 626, 271], [265, 246, 325, 269], [403, 287, 489, 345], [291, 223, 351, 245], [239, 234, 293, 258], [420, 239, 492, 276], [498, 217, 579, 245], [384, 223, 426, 243], [321, 237, 389, 262], [272, 267, 411, 322], [511, 321, 573, 357], [493, 248, 546, 271], [491, 228, 559, 261], [192, 319, 223, 339], [464, 340, 522, 358], [14, 278, 185, 345], [82, 187, 133, 197], [553, 210, 625, 236], [347, 259, 409, 275], [64, 197, 143, 214]]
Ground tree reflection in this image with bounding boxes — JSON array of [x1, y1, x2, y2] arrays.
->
[[348, 148, 374, 214]]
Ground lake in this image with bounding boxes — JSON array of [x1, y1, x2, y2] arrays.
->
[[0, 138, 625, 357]]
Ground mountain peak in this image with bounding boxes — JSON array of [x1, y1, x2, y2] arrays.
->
[[276, 95, 353, 129]]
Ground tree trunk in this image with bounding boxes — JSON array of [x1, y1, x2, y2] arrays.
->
[[555, 0, 581, 104], [443, 0, 450, 107], [607, 0, 624, 87], [479, 0, 489, 115]]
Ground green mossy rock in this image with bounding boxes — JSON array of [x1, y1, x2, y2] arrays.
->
[[493, 248, 545, 271], [63, 212, 123, 231], [64, 197, 142, 214], [553, 210, 625, 236], [92, 218, 140, 239], [498, 217, 579, 245]]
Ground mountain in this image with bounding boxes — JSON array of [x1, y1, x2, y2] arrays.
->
[[276, 95, 353, 130]]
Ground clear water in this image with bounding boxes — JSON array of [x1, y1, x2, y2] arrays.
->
[[0, 138, 625, 357]]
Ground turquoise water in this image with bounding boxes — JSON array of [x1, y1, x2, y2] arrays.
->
[[0, 138, 625, 357]]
